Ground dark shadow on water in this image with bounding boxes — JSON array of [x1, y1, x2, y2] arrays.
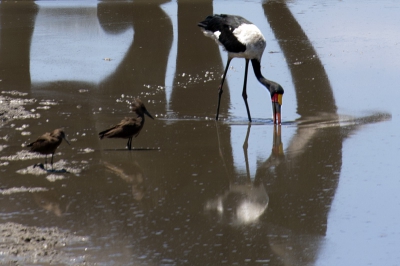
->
[[0, 1, 38, 93], [253, 1, 392, 264], [102, 148, 161, 151], [33, 163, 69, 173], [224, 117, 297, 126], [170, 0, 230, 117], [264, 0, 337, 117], [97, 0, 173, 113]]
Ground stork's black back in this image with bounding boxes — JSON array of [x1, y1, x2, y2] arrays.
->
[[198, 14, 251, 32], [198, 14, 252, 54]]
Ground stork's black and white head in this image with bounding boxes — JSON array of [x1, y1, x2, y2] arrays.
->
[[198, 14, 284, 124]]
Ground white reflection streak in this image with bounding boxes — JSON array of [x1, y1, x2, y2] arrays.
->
[[237, 201, 265, 224], [205, 183, 269, 226], [161, 1, 178, 112]]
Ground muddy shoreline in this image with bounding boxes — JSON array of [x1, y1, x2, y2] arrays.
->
[[0, 93, 39, 127], [0, 222, 89, 265], [0, 93, 89, 265]]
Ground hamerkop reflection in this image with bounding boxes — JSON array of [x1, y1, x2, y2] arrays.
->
[[27, 128, 70, 170], [99, 98, 154, 150]]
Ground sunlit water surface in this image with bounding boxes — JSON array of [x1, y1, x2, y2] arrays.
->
[[0, 0, 399, 265]]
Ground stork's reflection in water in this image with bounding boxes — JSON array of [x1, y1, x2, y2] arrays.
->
[[205, 124, 283, 226]]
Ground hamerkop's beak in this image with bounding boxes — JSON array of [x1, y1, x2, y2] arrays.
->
[[144, 110, 154, 120], [63, 135, 71, 145]]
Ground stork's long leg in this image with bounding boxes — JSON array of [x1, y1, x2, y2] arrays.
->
[[216, 58, 232, 121], [242, 59, 252, 122]]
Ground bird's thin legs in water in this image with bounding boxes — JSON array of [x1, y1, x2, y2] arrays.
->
[[127, 137, 132, 150], [216, 58, 232, 121], [50, 153, 54, 170], [242, 59, 252, 122]]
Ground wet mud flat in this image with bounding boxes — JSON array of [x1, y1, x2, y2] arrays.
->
[[0, 92, 88, 264], [0, 222, 88, 265], [0, 91, 39, 127]]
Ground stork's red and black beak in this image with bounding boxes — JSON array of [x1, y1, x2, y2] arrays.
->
[[271, 93, 283, 124]]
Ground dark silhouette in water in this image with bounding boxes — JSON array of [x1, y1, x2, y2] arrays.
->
[[27, 128, 70, 170], [99, 98, 154, 150]]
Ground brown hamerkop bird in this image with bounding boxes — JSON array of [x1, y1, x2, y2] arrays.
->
[[98, 98, 154, 150], [27, 128, 70, 170]]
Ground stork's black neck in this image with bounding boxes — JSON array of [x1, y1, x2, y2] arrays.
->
[[251, 59, 284, 95]]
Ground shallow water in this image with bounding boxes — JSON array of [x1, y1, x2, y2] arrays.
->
[[0, 0, 399, 265]]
